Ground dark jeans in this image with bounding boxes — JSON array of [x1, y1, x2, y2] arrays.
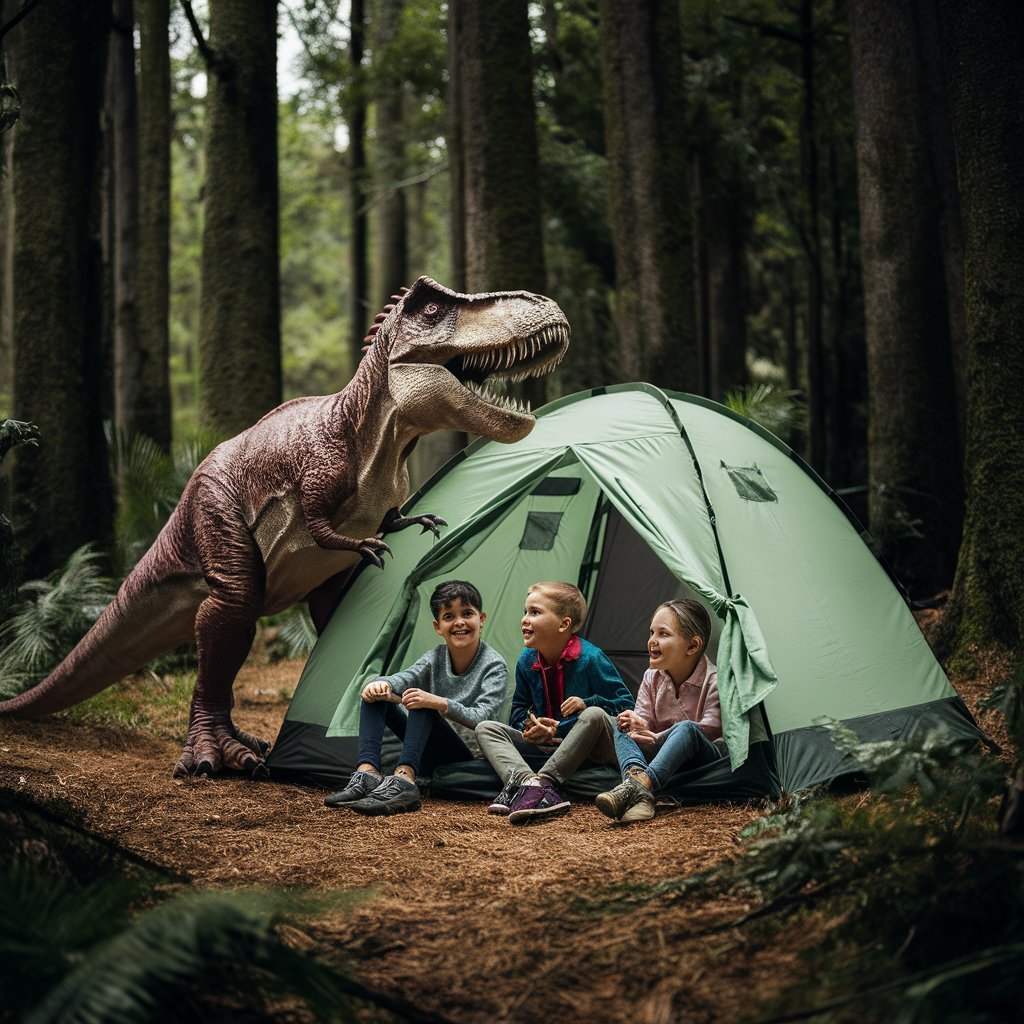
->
[[357, 699, 473, 776]]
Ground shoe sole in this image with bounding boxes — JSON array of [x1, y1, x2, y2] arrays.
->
[[325, 792, 377, 807], [618, 802, 655, 823], [507, 800, 571, 825], [594, 793, 620, 820], [487, 804, 511, 815], [350, 798, 422, 817]]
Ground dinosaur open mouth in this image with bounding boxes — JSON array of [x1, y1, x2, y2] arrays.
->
[[444, 323, 570, 415]]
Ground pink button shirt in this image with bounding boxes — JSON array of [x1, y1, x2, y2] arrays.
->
[[633, 655, 722, 742]]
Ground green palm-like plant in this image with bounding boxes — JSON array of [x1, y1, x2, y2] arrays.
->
[[0, 545, 113, 699], [276, 605, 318, 659], [106, 425, 220, 575], [0, 861, 412, 1024], [723, 383, 806, 445]]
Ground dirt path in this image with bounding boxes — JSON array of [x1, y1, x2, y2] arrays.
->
[[0, 659, 805, 1024]]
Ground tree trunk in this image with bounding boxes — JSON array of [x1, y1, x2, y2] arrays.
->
[[706, 191, 747, 400], [799, 0, 826, 470], [108, 0, 144, 442], [373, 0, 407, 305], [446, 0, 465, 292], [347, 0, 369, 366], [849, 0, 964, 595], [7, 0, 114, 578], [598, 0, 697, 392], [135, 0, 172, 448], [453, 0, 548, 406], [934, 0, 1024, 662], [198, 0, 281, 438]]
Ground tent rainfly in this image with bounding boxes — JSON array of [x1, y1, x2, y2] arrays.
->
[[267, 384, 983, 801]]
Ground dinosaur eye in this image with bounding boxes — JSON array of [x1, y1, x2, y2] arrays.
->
[[423, 302, 440, 316]]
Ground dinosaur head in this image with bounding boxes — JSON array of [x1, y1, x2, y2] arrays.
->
[[375, 277, 570, 442]]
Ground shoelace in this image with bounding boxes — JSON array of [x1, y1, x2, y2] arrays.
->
[[374, 776, 410, 797]]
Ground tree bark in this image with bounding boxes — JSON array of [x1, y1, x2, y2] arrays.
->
[[598, 0, 697, 392], [372, 0, 407, 305], [198, 0, 281, 438], [934, 0, 1024, 661], [850, 0, 964, 595], [7, 0, 114, 578], [135, 0, 172, 448], [347, 0, 369, 365], [446, 0, 465, 292], [108, 0, 144, 442]]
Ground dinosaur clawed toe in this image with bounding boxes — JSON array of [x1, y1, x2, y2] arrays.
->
[[173, 716, 271, 779]]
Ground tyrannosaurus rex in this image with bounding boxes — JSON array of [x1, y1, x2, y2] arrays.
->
[[0, 276, 569, 777]]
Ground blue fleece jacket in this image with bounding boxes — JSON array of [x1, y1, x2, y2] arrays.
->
[[508, 636, 633, 738]]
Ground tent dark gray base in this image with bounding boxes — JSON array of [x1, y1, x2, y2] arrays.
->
[[268, 694, 980, 804]]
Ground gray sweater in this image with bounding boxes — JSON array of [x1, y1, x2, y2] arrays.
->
[[381, 641, 508, 729]]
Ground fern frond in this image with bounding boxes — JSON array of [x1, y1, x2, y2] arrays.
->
[[277, 606, 318, 658], [723, 383, 806, 442], [0, 545, 113, 697]]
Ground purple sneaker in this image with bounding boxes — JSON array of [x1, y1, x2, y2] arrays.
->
[[507, 779, 570, 825]]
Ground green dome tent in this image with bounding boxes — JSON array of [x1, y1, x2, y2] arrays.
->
[[267, 384, 982, 800]]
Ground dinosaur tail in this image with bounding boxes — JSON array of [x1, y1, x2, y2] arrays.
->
[[0, 564, 204, 719]]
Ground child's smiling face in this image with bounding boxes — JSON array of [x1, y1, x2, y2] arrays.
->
[[648, 606, 702, 682], [521, 589, 570, 657], [433, 599, 485, 653]]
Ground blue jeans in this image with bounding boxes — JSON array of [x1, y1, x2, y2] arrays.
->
[[614, 721, 723, 791], [357, 699, 472, 776]]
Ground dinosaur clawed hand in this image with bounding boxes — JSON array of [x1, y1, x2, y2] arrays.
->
[[173, 713, 271, 779], [380, 511, 448, 538], [357, 536, 392, 569]]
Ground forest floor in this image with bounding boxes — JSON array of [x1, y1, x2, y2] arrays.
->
[[0, 617, 1011, 1024]]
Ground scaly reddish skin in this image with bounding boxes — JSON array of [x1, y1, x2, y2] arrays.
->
[[0, 277, 569, 777]]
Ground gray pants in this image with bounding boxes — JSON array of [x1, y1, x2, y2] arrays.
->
[[474, 706, 617, 787]]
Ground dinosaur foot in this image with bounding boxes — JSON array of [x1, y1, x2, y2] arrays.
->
[[173, 717, 271, 779]]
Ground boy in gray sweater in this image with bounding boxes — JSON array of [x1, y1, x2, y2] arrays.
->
[[325, 580, 508, 816]]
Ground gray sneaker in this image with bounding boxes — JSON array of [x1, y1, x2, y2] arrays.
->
[[595, 775, 655, 823], [324, 770, 383, 808], [488, 769, 529, 815], [348, 775, 422, 816]]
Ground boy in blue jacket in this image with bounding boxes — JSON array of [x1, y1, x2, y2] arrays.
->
[[475, 581, 632, 824]]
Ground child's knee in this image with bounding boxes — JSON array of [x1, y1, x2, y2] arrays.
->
[[475, 719, 503, 741], [577, 705, 605, 725]]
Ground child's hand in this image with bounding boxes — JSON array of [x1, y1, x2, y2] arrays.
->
[[560, 695, 586, 717], [616, 710, 645, 733], [629, 727, 658, 752], [362, 680, 395, 703], [522, 713, 559, 744], [401, 688, 446, 713]]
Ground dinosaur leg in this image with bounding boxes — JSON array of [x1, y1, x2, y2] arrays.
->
[[174, 520, 270, 778]]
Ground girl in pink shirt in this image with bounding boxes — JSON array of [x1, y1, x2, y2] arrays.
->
[[596, 599, 724, 823]]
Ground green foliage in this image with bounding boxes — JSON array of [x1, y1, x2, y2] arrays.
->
[[274, 605, 318, 660], [981, 662, 1024, 752], [732, 717, 1022, 1023], [0, 546, 113, 699], [106, 425, 219, 575], [63, 672, 196, 741], [0, 855, 384, 1024], [723, 382, 806, 443]]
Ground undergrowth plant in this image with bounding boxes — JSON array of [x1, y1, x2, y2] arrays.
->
[[723, 383, 806, 446], [0, 546, 113, 700], [575, 680, 1024, 1024], [0, 857, 423, 1024], [106, 425, 220, 575]]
